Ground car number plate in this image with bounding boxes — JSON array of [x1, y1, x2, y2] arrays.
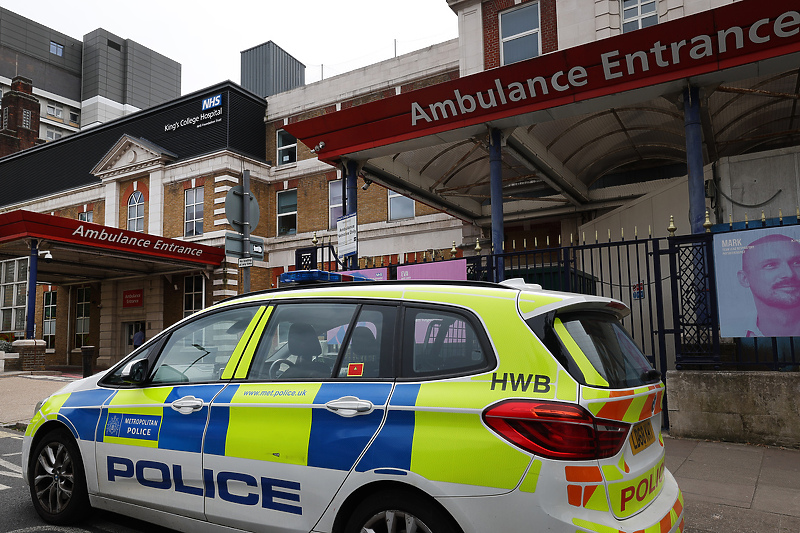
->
[[629, 420, 655, 455]]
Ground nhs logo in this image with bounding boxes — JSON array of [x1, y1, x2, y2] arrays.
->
[[202, 94, 222, 110]]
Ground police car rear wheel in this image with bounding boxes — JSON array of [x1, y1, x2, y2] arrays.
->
[[344, 490, 458, 533], [29, 428, 90, 524]]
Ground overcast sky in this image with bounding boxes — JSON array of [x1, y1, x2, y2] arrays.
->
[[5, 0, 459, 95]]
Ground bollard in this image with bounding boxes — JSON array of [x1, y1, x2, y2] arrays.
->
[[81, 345, 96, 378]]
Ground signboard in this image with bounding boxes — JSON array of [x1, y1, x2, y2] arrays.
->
[[0, 211, 224, 266], [397, 259, 467, 281], [238, 257, 254, 268], [713, 226, 800, 337], [122, 289, 143, 308], [224, 233, 264, 260], [286, 0, 800, 162], [337, 213, 358, 257], [163, 93, 223, 134], [340, 268, 388, 281], [632, 281, 645, 300]]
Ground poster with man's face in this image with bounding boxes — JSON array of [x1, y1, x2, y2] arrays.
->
[[714, 226, 800, 337]]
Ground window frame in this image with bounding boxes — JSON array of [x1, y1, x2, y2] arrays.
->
[[329, 180, 344, 230], [388, 190, 414, 221], [184, 274, 205, 318], [21, 109, 32, 130], [127, 190, 145, 232], [49, 41, 64, 57], [43, 290, 57, 349], [46, 128, 62, 141], [75, 286, 91, 349], [277, 188, 298, 236], [184, 186, 204, 237], [277, 129, 297, 167], [78, 211, 93, 223], [0, 258, 28, 337], [621, 0, 658, 33], [499, 1, 542, 66], [46, 103, 63, 119]]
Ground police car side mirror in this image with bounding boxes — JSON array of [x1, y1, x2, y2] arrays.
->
[[121, 358, 149, 385]]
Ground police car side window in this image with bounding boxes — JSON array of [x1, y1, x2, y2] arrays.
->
[[249, 302, 358, 380], [149, 306, 260, 385], [402, 307, 489, 377]]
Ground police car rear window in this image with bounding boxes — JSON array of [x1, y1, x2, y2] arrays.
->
[[530, 312, 657, 389], [401, 306, 491, 378]]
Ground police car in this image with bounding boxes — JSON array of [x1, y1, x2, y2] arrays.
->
[[23, 278, 683, 533]]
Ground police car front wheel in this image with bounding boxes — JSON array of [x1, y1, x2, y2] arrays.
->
[[344, 490, 459, 533], [29, 428, 91, 524]]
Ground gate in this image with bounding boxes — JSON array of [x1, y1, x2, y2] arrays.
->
[[465, 237, 672, 376], [296, 228, 800, 374]]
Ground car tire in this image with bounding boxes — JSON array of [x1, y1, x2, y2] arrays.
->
[[344, 489, 459, 533], [29, 428, 91, 524]]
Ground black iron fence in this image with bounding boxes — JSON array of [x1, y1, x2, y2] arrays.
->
[[295, 227, 800, 373]]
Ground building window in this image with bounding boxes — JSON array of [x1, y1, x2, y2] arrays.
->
[[43, 291, 57, 349], [388, 190, 414, 221], [0, 258, 28, 337], [75, 287, 90, 348], [184, 275, 205, 318], [622, 0, 657, 33], [22, 109, 31, 130], [277, 189, 297, 236], [500, 2, 541, 66], [277, 129, 297, 166], [127, 190, 145, 232], [329, 180, 343, 230], [69, 111, 79, 124], [47, 104, 63, 119], [46, 128, 62, 141], [78, 211, 93, 222], [185, 187, 204, 237], [50, 41, 64, 57]]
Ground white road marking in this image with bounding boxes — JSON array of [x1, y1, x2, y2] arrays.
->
[[0, 456, 21, 473]]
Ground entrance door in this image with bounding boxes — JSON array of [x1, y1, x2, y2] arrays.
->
[[123, 321, 146, 354]]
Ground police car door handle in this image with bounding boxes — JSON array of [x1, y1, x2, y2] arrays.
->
[[170, 396, 204, 415], [325, 396, 374, 417]]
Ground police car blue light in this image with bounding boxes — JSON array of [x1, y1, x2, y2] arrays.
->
[[278, 269, 372, 285]]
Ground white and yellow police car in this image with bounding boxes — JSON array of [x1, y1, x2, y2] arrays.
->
[[23, 277, 683, 533]]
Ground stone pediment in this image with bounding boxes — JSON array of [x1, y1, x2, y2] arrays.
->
[[91, 135, 177, 178]]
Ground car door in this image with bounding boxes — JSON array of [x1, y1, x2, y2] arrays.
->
[[203, 301, 397, 533], [95, 304, 265, 519]]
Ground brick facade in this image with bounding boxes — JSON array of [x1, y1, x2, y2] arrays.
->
[[0, 76, 45, 158]]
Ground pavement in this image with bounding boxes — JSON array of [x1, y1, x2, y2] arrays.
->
[[1, 371, 799, 533]]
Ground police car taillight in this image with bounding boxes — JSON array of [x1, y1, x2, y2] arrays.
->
[[483, 400, 629, 460]]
